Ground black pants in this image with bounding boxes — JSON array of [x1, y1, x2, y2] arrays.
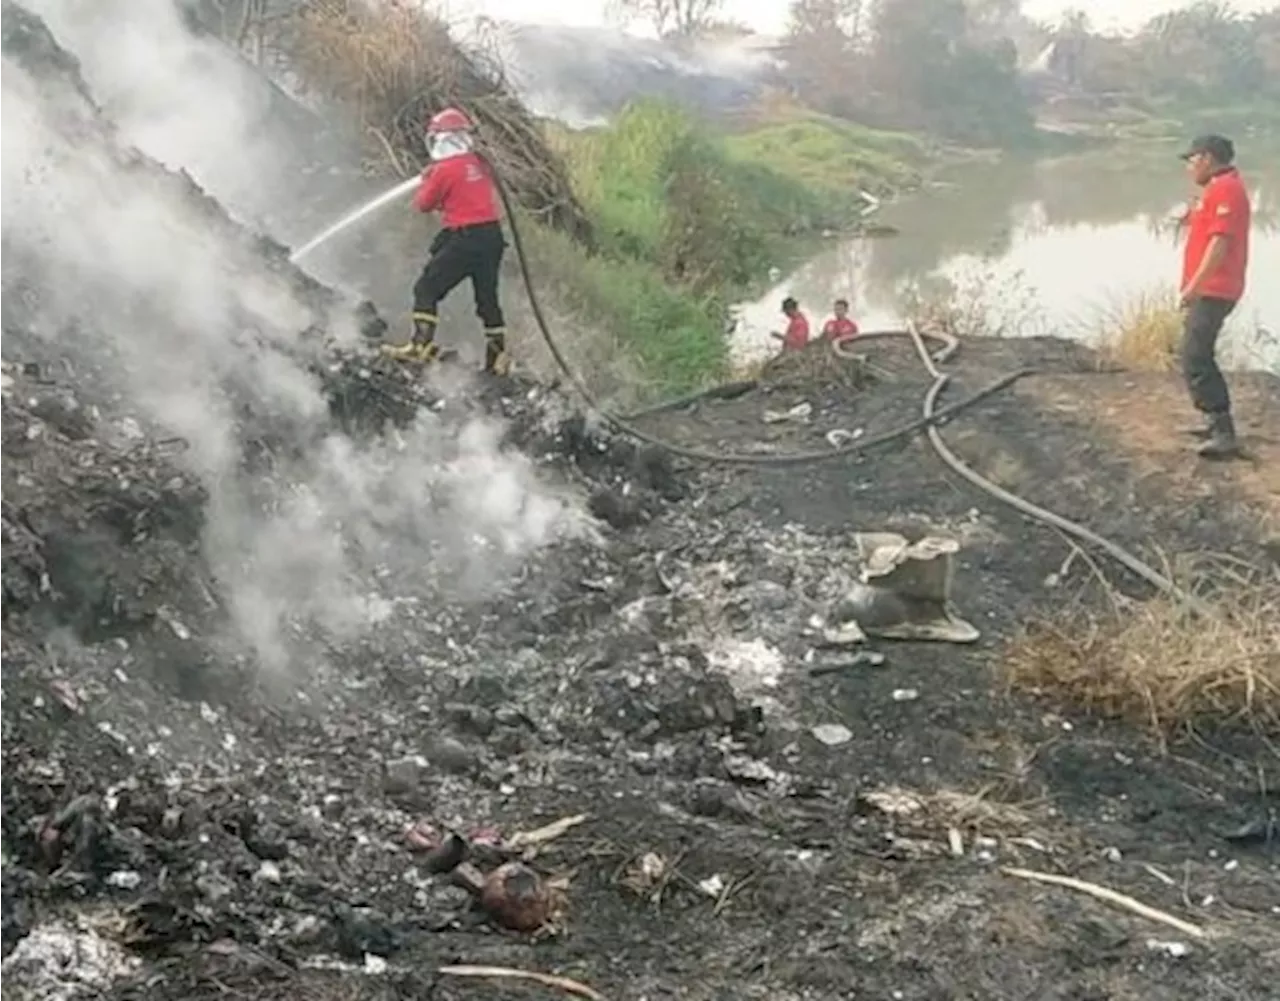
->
[[412, 221, 506, 331], [1181, 296, 1236, 417]]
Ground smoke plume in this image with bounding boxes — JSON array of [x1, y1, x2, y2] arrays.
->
[[1, 2, 588, 677]]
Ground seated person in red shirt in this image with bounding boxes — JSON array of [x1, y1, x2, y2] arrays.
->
[[822, 298, 859, 341], [770, 296, 811, 352]]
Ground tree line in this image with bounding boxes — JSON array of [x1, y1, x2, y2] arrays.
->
[[613, 0, 1280, 145]]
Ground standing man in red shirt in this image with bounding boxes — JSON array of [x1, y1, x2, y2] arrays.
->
[[771, 297, 811, 353], [1177, 134, 1251, 459], [384, 107, 510, 376], [822, 298, 860, 341]]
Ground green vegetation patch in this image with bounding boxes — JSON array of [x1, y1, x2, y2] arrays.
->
[[723, 112, 926, 199], [519, 222, 728, 396]]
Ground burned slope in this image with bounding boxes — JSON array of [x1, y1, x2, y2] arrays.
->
[[3, 5, 1278, 1001], [0, 0, 384, 389], [0, 1, 677, 680], [5, 328, 1279, 1001]]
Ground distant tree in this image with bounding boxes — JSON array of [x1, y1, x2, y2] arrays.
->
[[864, 0, 1033, 144], [781, 0, 869, 115], [692, 19, 756, 40], [608, 0, 728, 38], [1135, 1, 1262, 98], [1250, 8, 1280, 87], [966, 0, 1021, 43]]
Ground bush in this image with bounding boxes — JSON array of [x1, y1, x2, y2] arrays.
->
[[285, 0, 591, 242], [551, 101, 833, 293], [1003, 561, 1280, 740], [1090, 287, 1183, 372], [518, 223, 728, 395], [723, 112, 926, 200]]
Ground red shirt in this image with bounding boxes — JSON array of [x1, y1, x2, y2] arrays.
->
[[413, 152, 501, 229], [1182, 167, 1250, 301], [782, 312, 810, 351], [822, 316, 859, 341]]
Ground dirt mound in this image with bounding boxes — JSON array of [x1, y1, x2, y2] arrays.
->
[[4, 5, 1279, 1001]]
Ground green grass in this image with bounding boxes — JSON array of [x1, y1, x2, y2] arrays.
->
[[531, 101, 936, 394], [722, 112, 927, 200], [519, 221, 728, 395], [547, 102, 843, 282]]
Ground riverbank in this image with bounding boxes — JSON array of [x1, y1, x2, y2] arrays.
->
[[516, 101, 943, 398], [1034, 94, 1280, 148]]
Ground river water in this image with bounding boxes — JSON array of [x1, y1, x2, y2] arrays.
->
[[733, 147, 1279, 372]]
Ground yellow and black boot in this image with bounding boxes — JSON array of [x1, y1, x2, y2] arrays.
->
[[483, 327, 510, 376], [382, 312, 440, 362]]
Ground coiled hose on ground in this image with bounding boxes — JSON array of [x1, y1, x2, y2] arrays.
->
[[487, 160, 1202, 612]]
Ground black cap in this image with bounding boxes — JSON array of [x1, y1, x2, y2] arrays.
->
[[781, 296, 798, 311], [1179, 134, 1234, 164]]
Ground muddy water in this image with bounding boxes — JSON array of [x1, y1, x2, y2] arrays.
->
[[733, 147, 1280, 372]]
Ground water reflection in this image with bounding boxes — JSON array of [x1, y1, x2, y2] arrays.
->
[[734, 149, 1280, 372]]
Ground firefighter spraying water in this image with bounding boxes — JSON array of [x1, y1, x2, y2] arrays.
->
[[381, 107, 510, 375]]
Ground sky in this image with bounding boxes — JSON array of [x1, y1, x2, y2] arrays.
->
[[442, 0, 1274, 36]]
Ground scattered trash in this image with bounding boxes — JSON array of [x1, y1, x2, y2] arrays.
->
[[477, 862, 554, 932], [1146, 939, 1191, 959], [947, 828, 965, 857], [810, 723, 853, 747], [829, 533, 980, 644], [0, 921, 141, 1001], [861, 787, 925, 817], [105, 870, 141, 890], [724, 754, 783, 785], [1102, 846, 1122, 863], [891, 688, 920, 702], [762, 402, 813, 424], [697, 873, 726, 897], [622, 852, 669, 897], [825, 428, 864, 448], [808, 650, 887, 675], [404, 819, 440, 853], [364, 953, 389, 974], [506, 813, 589, 851], [48, 680, 83, 714]]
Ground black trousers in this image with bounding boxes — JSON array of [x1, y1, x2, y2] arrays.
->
[[412, 221, 506, 331], [1181, 296, 1236, 417]]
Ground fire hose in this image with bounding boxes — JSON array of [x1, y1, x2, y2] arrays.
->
[[485, 155, 1200, 609]]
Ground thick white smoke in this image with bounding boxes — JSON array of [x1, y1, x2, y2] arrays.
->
[[1, 5, 588, 676], [23, 0, 300, 232]]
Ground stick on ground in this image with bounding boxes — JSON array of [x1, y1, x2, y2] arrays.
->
[[439, 964, 607, 1000], [1003, 866, 1209, 940]]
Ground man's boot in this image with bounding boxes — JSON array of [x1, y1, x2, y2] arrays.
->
[[382, 312, 439, 362], [483, 328, 510, 376], [1197, 411, 1240, 460], [1178, 419, 1214, 440]]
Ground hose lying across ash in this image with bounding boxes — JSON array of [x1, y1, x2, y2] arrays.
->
[[491, 157, 1202, 611]]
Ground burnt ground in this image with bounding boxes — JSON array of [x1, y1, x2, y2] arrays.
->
[[3, 3, 1278, 998], [3, 332, 1279, 1001]]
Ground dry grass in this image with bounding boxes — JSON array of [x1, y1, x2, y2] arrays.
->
[[1004, 560, 1280, 739], [1091, 287, 1182, 372], [757, 340, 877, 390], [283, 0, 591, 242], [899, 262, 1041, 339]]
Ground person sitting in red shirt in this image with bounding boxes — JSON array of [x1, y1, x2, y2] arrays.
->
[[771, 297, 811, 352], [821, 298, 860, 341]]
